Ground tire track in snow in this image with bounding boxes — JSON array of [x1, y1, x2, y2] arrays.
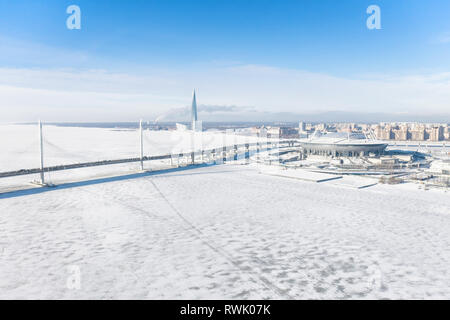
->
[[77, 182, 292, 299], [146, 178, 294, 299]]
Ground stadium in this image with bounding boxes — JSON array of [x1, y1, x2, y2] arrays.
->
[[299, 132, 388, 157]]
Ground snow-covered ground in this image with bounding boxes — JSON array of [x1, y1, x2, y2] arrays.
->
[[0, 125, 449, 299]]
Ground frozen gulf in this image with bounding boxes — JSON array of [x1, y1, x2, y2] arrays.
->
[[0, 124, 449, 299]]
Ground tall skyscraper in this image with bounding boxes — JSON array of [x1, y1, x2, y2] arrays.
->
[[191, 89, 198, 131]]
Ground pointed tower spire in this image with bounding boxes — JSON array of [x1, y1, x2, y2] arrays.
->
[[191, 89, 198, 131]]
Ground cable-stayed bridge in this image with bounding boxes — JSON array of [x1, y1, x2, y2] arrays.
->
[[0, 141, 298, 180], [0, 121, 299, 186]]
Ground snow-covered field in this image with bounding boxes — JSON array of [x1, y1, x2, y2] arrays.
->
[[0, 125, 449, 299]]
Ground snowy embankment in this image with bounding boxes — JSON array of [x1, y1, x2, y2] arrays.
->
[[0, 125, 449, 299]]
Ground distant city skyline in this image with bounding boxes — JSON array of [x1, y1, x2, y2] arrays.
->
[[0, 0, 449, 122]]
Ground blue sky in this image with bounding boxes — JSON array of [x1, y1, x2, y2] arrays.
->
[[0, 0, 449, 121]]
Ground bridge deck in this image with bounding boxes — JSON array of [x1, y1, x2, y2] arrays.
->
[[0, 141, 298, 179]]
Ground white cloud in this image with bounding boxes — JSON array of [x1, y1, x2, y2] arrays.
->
[[0, 35, 90, 67], [0, 64, 449, 122]]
